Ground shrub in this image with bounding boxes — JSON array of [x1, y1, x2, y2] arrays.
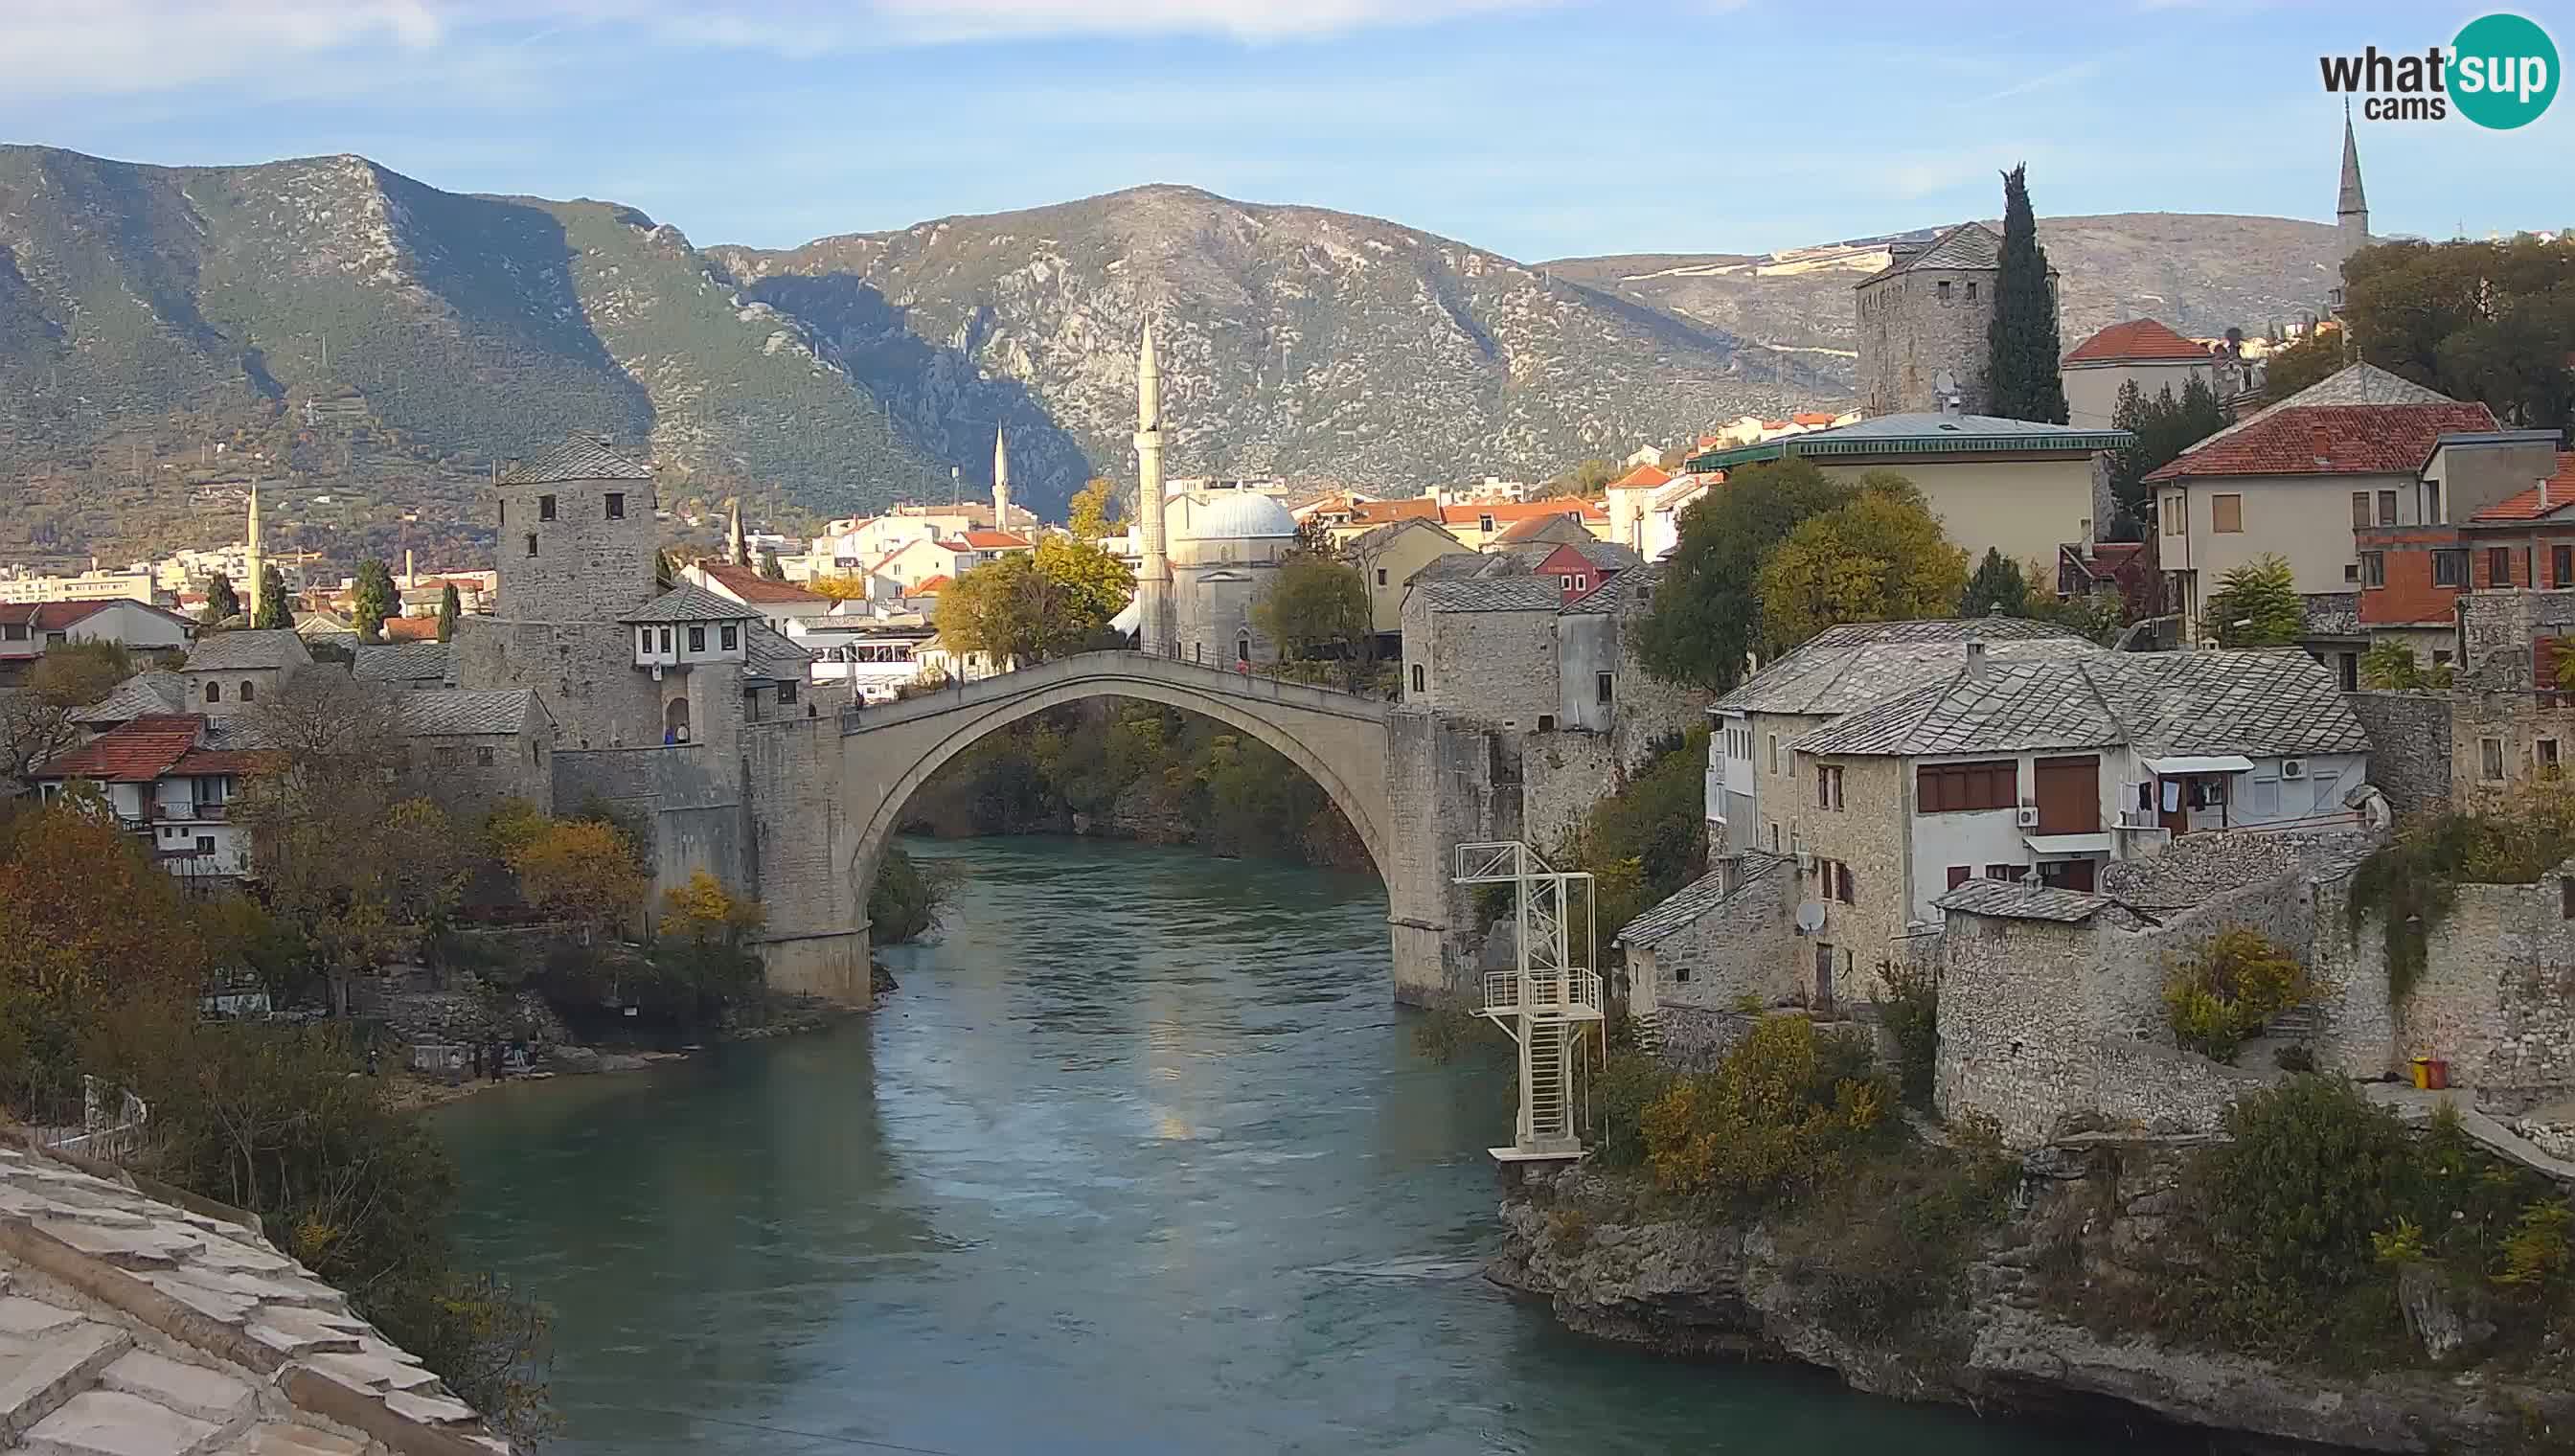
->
[[2350, 782, 2575, 1001], [1872, 958, 1939, 1108], [1638, 1014, 1893, 1207], [868, 844, 959, 944], [2162, 928, 2312, 1060]]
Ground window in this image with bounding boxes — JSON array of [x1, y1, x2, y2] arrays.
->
[[1985, 863, 2018, 882], [638, 627, 652, 654], [2482, 737, 2507, 782], [497, 500, 505, 525], [434, 746, 461, 766], [2427, 482, 2442, 523], [204, 681, 220, 704], [1410, 664, 1425, 693], [2344, 563, 2360, 582], [1376, 568, 1388, 586], [1947, 866, 1971, 890], [2351, 491, 2372, 529], [1595, 671, 1614, 705], [688, 626, 706, 652], [525, 533, 537, 557], [1574, 575, 1589, 592], [2163, 496, 2183, 535], [1560, 575, 1574, 590], [1916, 759, 2017, 813], [2556, 546, 2572, 588], [1537, 714, 1557, 732], [2491, 547, 2513, 586], [1937, 280, 1952, 302], [2435, 550, 2468, 587], [777, 680, 799, 705], [2362, 552, 2385, 587], [659, 627, 672, 652], [538, 494, 557, 521], [2377, 489, 2397, 526], [1965, 282, 1978, 303], [2541, 739, 2562, 773], [239, 680, 255, 701], [1816, 763, 1844, 810], [1837, 862, 1856, 904], [720, 625, 739, 650], [1767, 734, 1781, 775], [1478, 514, 1495, 535], [605, 492, 625, 520], [195, 836, 214, 854], [0, 625, 21, 642], [2211, 494, 2243, 533], [475, 745, 495, 766]]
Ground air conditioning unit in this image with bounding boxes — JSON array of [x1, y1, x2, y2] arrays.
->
[[2016, 806, 2040, 828], [2281, 759, 2308, 780]]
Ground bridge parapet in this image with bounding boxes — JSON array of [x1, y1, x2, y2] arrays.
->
[[841, 650, 1390, 735]]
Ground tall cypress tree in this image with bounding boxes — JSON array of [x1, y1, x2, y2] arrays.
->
[[1986, 164, 2069, 423], [254, 565, 292, 629]]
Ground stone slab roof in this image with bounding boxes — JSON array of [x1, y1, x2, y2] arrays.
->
[[1932, 877, 2112, 922], [497, 434, 651, 485], [397, 688, 538, 738], [1857, 221, 2006, 284], [1713, 617, 2099, 717], [743, 623, 815, 683], [620, 582, 759, 626], [1791, 648, 2371, 760], [182, 631, 312, 673], [0, 1138, 504, 1454], [351, 642, 450, 685], [1615, 852, 1787, 948], [73, 671, 187, 727], [1563, 562, 1662, 614], [1415, 578, 1567, 613], [1409, 544, 1555, 582]]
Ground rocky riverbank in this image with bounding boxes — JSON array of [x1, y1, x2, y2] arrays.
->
[[1492, 1145, 2575, 1454]]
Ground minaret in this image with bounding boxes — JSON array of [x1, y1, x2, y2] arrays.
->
[[1133, 327, 1173, 655], [2333, 103, 2369, 318], [242, 482, 263, 626], [725, 496, 748, 567], [991, 425, 1013, 531]]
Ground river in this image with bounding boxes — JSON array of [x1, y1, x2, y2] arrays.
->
[[440, 836, 2129, 1455]]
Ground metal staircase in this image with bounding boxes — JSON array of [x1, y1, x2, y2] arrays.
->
[[1455, 840, 1605, 1162]]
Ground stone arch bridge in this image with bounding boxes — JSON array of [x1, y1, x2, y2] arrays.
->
[[742, 652, 1459, 1005]]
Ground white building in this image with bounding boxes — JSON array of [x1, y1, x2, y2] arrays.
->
[[33, 714, 259, 879]]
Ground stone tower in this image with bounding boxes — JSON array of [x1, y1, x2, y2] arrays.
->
[[491, 435, 659, 623], [1853, 222, 2026, 417], [241, 481, 263, 624], [1133, 328, 1174, 655], [991, 425, 1012, 531], [2333, 106, 2370, 315]]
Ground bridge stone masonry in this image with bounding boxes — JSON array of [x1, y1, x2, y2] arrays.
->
[[741, 650, 1490, 1006]]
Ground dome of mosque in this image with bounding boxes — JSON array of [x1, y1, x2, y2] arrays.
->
[[1177, 490, 1298, 541]]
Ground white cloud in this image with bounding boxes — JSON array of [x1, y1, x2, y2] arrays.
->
[[7, 0, 447, 98]]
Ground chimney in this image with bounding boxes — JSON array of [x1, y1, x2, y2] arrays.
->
[[1966, 639, 1988, 678], [2312, 425, 2334, 465]]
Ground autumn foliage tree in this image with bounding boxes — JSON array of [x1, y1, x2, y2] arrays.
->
[[508, 819, 647, 943], [938, 542, 1131, 667], [1753, 475, 1969, 653], [1637, 457, 1856, 692]]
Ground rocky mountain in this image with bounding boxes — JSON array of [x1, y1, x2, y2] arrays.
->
[[0, 141, 2352, 558], [707, 184, 1832, 505], [1544, 214, 2350, 394]]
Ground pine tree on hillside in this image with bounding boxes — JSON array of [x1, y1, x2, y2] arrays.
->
[[1987, 164, 2069, 424]]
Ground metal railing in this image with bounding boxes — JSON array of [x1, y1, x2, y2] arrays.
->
[[30, 1076, 151, 1166], [1480, 968, 1604, 1018]]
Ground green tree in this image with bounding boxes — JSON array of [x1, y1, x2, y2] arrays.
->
[[938, 553, 1103, 667], [1067, 478, 1123, 540], [868, 845, 959, 944], [1958, 547, 2032, 619], [1030, 534, 1134, 627], [201, 571, 240, 626], [2343, 236, 2575, 429], [1986, 164, 2069, 423], [758, 548, 786, 581], [2359, 639, 2450, 691], [1636, 457, 1856, 691], [254, 563, 291, 628], [435, 581, 460, 642], [2111, 375, 2230, 527], [352, 557, 396, 642], [1754, 477, 1970, 653], [2261, 329, 2348, 403], [1252, 555, 1371, 664], [1538, 457, 1620, 499], [2202, 554, 2304, 647]]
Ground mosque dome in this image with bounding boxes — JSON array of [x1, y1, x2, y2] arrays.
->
[[1177, 490, 1298, 541]]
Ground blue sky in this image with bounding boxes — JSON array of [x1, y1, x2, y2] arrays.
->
[[5, 1, 2566, 261]]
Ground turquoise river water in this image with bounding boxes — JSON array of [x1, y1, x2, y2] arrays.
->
[[438, 836, 2154, 1455]]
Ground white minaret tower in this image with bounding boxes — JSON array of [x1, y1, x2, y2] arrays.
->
[[1134, 326, 1173, 655], [242, 481, 263, 626], [991, 425, 1013, 531]]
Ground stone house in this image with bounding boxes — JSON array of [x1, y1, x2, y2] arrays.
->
[[398, 687, 555, 819], [1344, 517, 1471, 639], [1401, 578, 1564, 724], [353, 640, 453, 691], [175, 628, 311, 717], [1853, 221, 2046, 418], [2061, 318, 2214, 431], [1682, 411, 2131, 573], [2145, 363, 2495, 645], [1615, 851, 1796, 1060]]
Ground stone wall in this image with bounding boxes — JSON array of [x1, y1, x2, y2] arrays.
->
[[552, 739, 749, 919], [2450, 689, 2575, 811], [453, 617, 666, 750], [1519, 728, 1620, 853], [1780, 752, 1913, 1004], [742, 716, 868, 1002], [1606, 593, 1708, 774], [1387, 708, 1519, 1002], [2345, 690, 2451, 815], [405, 725, 554, 822], [2316, 871, 2575, 1099], [1411, 602, 1560, 726], [1857, 265, 1997, 416], [2458, 587, 2575, 680], [493, 473, 660, 623], [1635, 858, 1798, 1016]]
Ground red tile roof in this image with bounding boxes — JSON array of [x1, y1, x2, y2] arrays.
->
[[1790, 411, 1839, 426], [958, 530, 1030, 550], [2144, 402, 2499, 483], [1440, 499, 1607, 528], [380, 616, 442, 642], [910, 575, 952, 595], [696, 560, 830, 604], [0, 602, 111, 631], [2468, 454, 2575, 522], [1608, 464, 1673, 490], [34, 715, 205, 783], [1348, 498, 1440, 524], [2066, 318, 2209, 365], [171, 747, 268, 777]]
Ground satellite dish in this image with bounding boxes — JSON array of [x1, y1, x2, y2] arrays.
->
[[1794, 901, 1827, 935], [1933, 368, 1959, 397]]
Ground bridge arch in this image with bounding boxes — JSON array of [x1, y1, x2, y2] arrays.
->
[[838, 653, 1396, 933]]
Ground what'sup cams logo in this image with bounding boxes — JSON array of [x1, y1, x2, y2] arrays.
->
[[2320, 12, 2559, 127]]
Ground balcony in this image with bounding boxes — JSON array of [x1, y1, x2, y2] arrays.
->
[[1480, 968, 1605, 1022]]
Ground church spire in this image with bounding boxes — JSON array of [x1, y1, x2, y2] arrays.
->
[[2336, 102, 2369, 254], [991, 424, 1012, 530]]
